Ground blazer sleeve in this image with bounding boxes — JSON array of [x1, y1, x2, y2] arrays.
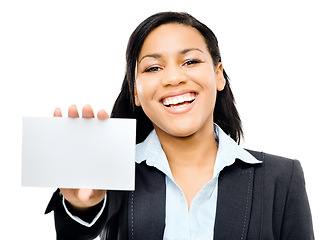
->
[[280, 160, 314, 239], [45, 189, 124, 240]]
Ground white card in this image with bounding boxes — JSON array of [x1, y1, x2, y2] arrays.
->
[[22, 117, 136, 190]]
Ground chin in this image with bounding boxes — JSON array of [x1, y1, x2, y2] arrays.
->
[[156, 123, 200, 139], [171, 131, 195, 138]]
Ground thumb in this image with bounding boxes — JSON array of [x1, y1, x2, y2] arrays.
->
[[77, 188, 93, 202]]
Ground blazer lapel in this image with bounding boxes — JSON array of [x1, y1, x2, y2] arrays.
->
[[131, 161, 166, 240], [214, 160, 255, 240]]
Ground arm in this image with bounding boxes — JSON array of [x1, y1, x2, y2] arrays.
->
[[62, 193, 107, 227], [46, 189, 126, 239], [280, 160, 314, 239], [45, 105, 119, 239], [45, 189, 110, 239]]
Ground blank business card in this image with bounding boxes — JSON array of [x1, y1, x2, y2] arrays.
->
[[22, 117, 136, 190]]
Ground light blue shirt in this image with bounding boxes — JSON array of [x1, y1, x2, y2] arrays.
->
[[64, 124, 261, 239], [136, 124, 261, 239]]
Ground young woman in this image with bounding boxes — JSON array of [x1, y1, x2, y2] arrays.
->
[[46, 12, 314, 239]]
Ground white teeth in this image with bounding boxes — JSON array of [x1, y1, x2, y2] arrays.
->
[[169, 102, 191, 109], [162, 92, 196, 106]]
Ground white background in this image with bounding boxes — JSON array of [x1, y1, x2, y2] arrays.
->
[[1, 0, 332, 239]]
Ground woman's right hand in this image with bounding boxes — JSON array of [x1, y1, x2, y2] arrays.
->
[[54, 104, 108, 210]]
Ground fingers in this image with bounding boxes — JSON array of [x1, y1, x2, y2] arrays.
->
[[54, 108, 62, 117], [68, 104, 79, 118], [82, 104, 95, 118], [97, 109, 109, 120], [56, 104, 108, 119], [60, 188, 107, 209], [77, 188, 93, 202]]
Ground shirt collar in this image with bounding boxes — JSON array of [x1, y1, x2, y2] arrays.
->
[[212, 123, 261, 176], [136, 124, 261, 180], [136, 130, 173, 179]]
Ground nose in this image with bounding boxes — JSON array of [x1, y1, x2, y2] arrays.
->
[[161, 64, 187, 86]]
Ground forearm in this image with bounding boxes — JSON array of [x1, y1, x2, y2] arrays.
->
[[46, 189, 109, 239], [63, 194, 107, 227]]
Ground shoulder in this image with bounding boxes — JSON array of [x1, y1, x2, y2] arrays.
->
[[245, 149, 304, 187], [244, 150, 313, 239], [246, 149, 298, 169]]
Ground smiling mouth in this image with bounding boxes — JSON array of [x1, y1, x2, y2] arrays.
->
[[161, 92, 197, 108]]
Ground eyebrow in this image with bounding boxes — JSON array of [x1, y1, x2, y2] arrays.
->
[[180, 48, 203, 55], [138, 48, 204, 64], [138, 53, 162, 64]]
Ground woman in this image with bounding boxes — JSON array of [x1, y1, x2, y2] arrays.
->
[[46, 12, 314, 239]]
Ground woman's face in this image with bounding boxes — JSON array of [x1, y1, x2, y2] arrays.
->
[[135, 23, 225, 139]]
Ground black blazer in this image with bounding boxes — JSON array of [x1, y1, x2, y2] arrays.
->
[[46, 150, 314, 239]]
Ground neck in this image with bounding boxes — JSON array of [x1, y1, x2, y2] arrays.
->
[[155, 122, 218, 209], [155, 123, 218, 169]]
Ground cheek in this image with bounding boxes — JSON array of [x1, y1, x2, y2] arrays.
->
[[135, 83, 158, 124], [135, 78, 157, 105], [187, 67, 218, 91]]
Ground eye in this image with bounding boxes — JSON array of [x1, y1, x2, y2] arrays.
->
[[184, 59, 201, 66], [144, 66, 161, 72]]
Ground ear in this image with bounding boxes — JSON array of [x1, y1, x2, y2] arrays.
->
[[134, 83, 141, 106], [215, 62, 226, 91]]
